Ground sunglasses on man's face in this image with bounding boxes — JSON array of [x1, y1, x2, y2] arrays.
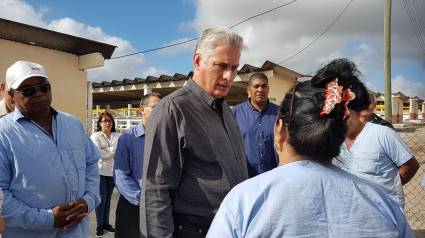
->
[[15, 83, 51, 97]]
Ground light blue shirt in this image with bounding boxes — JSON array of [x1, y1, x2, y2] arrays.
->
[[113, 124, 145, 206], [0, 108, 100, 238], [207, 161, 414, 238], [334, 122, 412, 207]]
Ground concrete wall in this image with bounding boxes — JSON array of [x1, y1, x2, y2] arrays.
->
[[0, 39, 88, 125], [392, 96, 404, 123], [269, 70, 297, 105], [409, 98, 418, 120]]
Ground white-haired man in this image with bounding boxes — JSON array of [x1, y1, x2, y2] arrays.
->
[[140, 27, 249, 238]]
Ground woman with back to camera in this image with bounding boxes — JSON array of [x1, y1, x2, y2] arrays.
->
[[90, 112, 121, 237], [206, 59, 414, 237]]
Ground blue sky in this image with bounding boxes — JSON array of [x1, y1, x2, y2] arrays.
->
[[1, 0, 424, 98]]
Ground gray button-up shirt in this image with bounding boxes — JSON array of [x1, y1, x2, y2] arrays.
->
[[140, 79, 248, 238]]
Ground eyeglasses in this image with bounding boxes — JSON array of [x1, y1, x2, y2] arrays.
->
[[250, 84, 269, 89], [101, 119, 112, 124], [15, 83, 51, 97]]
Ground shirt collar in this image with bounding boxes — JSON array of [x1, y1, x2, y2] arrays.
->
[[248, 98, 270, 112], [12, 107, 58, 122], [134, 123, 145, 137], [187, 79, 221, 107]]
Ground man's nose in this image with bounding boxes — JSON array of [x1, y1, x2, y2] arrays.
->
[[223, 69, 235, 81]]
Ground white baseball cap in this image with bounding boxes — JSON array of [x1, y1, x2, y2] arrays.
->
[[6, 61, 48, 89]]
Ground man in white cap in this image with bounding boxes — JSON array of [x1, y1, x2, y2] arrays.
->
[[0, 60, 101, 238]]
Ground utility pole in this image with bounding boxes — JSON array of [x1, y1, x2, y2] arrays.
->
[[384, 0, 392, 122]]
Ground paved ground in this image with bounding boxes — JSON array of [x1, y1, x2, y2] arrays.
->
[[88, 190, 119, 238]]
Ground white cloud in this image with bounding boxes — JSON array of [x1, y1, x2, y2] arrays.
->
[[0, 1, 160, 82], [140, 67, 169, 78], [0, 0, 45, 27], [392, 75, 425, 98], [352, 43, 379, 79], [189, 0, 425, 75], [156, 37, 196, 56], [47, 17, 150, 82]]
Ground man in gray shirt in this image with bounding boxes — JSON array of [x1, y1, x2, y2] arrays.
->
[[140, 26, 249, 238]]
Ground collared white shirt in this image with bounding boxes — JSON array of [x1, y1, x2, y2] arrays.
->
[[0, 99, 8, 118], [90, 131, 121, 177]]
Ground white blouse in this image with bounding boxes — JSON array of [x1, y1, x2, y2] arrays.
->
[[90, 131, 121, 177]]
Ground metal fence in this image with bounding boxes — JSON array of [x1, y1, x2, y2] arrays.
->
[[399, 125, 425, 237]]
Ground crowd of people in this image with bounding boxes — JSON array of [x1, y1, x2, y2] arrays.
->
[[0, 26, 423, 238]]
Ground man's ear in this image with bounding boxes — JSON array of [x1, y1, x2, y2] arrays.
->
[[193, 53, 202, 70], [139, 106, 144, 117]]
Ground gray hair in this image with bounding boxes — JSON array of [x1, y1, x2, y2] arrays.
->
[[140, 92, 162, 107], [194, 26, 246, 57]]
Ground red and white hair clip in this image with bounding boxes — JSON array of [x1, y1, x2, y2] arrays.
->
[[320, 78, 356, 118]]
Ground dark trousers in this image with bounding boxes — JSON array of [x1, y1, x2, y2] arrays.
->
[[173, 213, 211, 238], [115, 195, 140, 238], [95, 175, 114, 228]]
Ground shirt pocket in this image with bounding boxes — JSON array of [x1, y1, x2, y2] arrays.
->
[[354, 152, 379, 175]]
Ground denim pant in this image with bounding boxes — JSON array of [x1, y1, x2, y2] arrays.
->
[[95, 175, 114, 229]]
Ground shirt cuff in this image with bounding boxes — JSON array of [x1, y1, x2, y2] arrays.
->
[[82, 195, 95, 213], [46, 209, 55, 229]]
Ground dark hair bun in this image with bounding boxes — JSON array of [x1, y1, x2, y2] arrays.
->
[[311, 58, 360, 90], [311, 58, 370, 112], [278, 81, 347, 162]]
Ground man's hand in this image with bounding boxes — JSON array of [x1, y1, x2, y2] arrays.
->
[[63, 198, 88, 230], [52, 198, 88, 230], [52, 202, 75, 228]]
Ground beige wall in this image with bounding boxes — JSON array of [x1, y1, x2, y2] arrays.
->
[[237, 69, 297, 105], [0, 39, 88, 125], [269, 70, 298, 105]]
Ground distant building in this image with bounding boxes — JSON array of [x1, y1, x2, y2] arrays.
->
[[0, 18, 116, 131], [374, 92, 424, 124], [91, 60, 303, 132]]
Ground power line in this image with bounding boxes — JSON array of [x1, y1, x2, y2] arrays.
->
[[111, 38, 199, 60], [110, 0, 298, 60], [402, 0, 425, 54], [278, 0, 354, 65], [229, 0, 298, 29]]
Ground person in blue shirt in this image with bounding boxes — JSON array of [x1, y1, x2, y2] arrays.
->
[[327, 60, 419, 208], [113, 92, 161, 238], [207, 59, 414, 238], [0, 60, 100, 238], [233, 72, 279, 177]]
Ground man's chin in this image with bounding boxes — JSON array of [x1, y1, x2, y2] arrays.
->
[[213, 89, 230, 98]]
